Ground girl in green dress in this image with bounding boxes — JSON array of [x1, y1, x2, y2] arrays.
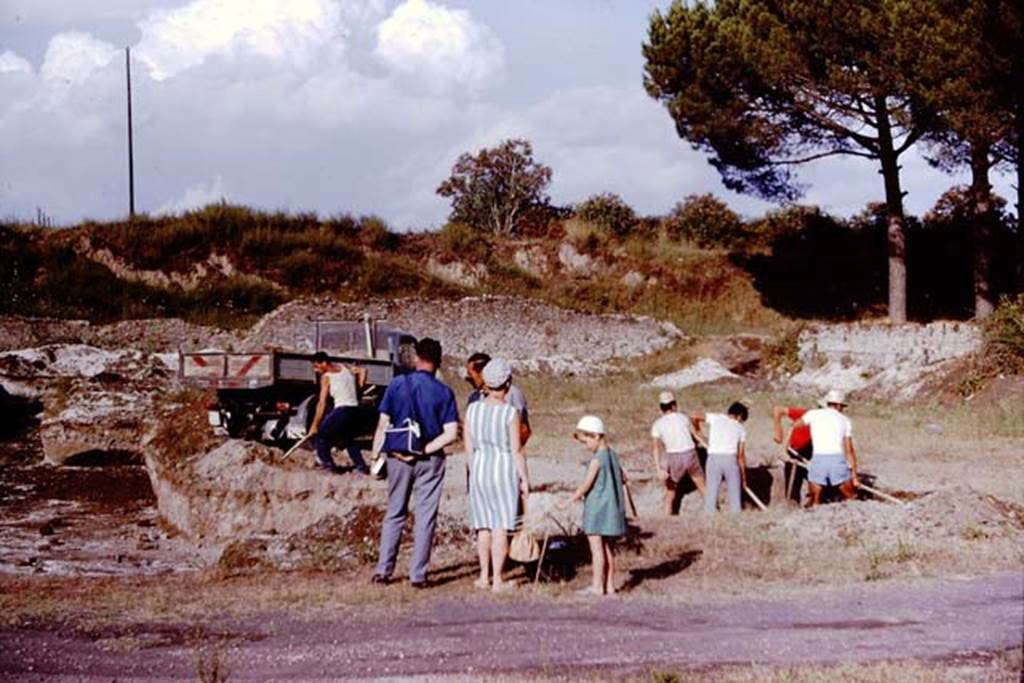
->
[[558, 415, 627, 596]]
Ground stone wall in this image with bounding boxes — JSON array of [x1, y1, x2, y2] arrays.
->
[[791, 322, 982, 399]]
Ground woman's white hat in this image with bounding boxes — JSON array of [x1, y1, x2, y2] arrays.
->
[[481, 357, 512, 389], [575, 415, 605, 435]]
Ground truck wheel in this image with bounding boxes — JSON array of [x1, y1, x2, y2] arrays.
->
[[223, 402, 246, 438]]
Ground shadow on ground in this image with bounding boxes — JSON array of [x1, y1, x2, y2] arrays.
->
[[622, 549, 703, 592]]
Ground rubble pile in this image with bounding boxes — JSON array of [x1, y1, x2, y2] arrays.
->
[[0, 316, 243, 354], [147, 439, 389, 545], [790, 322, 982, 400], [779, 486, 1024, 543], [0, 344, 177, 465], [244, 296, 684, 375]]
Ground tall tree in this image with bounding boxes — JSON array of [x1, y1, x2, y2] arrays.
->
[[898, 0, 1021, 318], [437, 139, 552, 236], [643, 0, 933, 322], [988, 1, 1024, 289]]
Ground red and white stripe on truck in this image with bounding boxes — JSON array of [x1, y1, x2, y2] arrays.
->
[[181, 352, 273, 387], [227, 354, 272, 379], [181, 353, 226, 379]]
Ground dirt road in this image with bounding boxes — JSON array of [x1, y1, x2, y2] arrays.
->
[[1, 571, 1020, 679]]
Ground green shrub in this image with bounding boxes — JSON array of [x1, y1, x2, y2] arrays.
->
[[358, 215, 398, 250], [562, 217, 612, 254], [439, 221, 491, 261], [185, 275, 283, 312], [32, 244, 178, 322], [277, 250, 321, 289], [574, 192, 637, 236], [983, 294, 1024, 375], [322, 213, 360, 236], [665, 193, 747, 248], [485, 260, 541, 293], [357, 255, 425, 294]]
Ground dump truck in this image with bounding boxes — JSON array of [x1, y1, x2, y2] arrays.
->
[[178, 320, 414, 446]]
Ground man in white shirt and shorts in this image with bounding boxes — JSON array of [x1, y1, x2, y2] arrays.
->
[[651, 391, 706, 514], [788, 389, 860, 507]]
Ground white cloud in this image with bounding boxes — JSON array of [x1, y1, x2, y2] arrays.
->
[[375, 0, 503, 94], [156, 176, 228, 215], [40, 31, 118, 88], [5, 1, 1000, 233], [134, 0, 349, 80], [0, 50, 33, 75], [446, 85, 771, 218]]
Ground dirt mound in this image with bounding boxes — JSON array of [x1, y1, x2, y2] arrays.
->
[[0, 316, 242, 354], [0, 345, 174, 383], [0, 345, 177, 465], [84, 319, 245, 353], [0, 317, 90, 351], [217, 507, 473, 574], [781, 486, 1024, 544], [146, 438, 388, 546], [244, 296, 684, 375]]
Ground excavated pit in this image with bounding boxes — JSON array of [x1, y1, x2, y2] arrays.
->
[[0, 429, 206, 576]]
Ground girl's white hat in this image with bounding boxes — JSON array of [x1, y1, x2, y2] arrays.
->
[[575, 415, 605, 435]]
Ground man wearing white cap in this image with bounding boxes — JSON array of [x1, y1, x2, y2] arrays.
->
[[650, 391, 705, 514], [787, 389, 860, 507]]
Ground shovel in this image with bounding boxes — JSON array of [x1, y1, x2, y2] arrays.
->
[[785, 447, 905, 505], [692, 433, 765, 510], [281, 433, 313, 461], [743, 486, 768, 511], [624, 480, 639, 519]]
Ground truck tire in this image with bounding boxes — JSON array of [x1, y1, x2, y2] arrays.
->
[[222, 400, 247, 439]]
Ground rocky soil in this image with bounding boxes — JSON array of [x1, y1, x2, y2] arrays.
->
[[0, 300, 1014, 585], [790, 322, 982, 400], [243, 295, 684, 375]]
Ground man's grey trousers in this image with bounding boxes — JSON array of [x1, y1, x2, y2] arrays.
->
[[376, 454, 447, 583], [704, 452, 742, 512]]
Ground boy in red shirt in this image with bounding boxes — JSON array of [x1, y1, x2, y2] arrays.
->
[[773, 404, 813, 504]]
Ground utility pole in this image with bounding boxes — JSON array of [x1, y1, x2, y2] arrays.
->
[[125, 46, 135, 219]]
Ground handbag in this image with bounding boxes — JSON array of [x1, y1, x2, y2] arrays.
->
[[508, 495, 540, 563], [383, 375, 425, 455]]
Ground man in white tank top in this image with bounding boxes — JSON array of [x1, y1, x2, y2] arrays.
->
[[650, 391, 706, 514], [309, 352, 368, 473]]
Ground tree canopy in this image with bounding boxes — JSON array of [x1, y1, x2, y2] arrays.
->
[[436, 139, 552, 236], [643, 0, 934, 322], [895, 0, 1023, 316]]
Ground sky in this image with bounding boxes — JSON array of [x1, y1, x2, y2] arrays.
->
[[0, 0, 1015, 230]]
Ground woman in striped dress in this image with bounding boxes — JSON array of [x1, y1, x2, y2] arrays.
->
[[464, 358, 530, 592]]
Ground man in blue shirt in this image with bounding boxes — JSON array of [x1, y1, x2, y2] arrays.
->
[[368, 338, 459, 587]]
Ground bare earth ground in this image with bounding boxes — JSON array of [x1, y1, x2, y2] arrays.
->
[[1, 351, 1023, 679], [0, 571, 1020, 680]]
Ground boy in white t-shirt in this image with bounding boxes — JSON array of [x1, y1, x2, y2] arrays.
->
[[650, 391, 706, 514], [691, 402, 748, 513], [788, 389, 860, 507]]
